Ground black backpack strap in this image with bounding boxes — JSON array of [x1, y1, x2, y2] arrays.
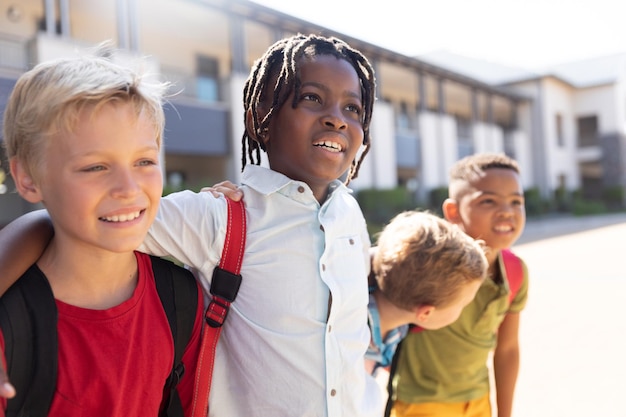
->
[[151, 256, 198, 417], [383, 337, 404, 417], [0, 267, 58, 417]]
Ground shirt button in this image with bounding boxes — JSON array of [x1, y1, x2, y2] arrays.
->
[[330, 389, 337, 397], [321, 264, 326, 271], [297, 186, 305, 193], [320, 225, 324, 232], [328, 325, 332, 333], [349, 238, 354, 245]]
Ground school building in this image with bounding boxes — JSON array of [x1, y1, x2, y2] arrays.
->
[[1, 0, 625, 226]]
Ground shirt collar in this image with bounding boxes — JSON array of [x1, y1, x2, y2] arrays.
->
[[241, 165, 351, 199]]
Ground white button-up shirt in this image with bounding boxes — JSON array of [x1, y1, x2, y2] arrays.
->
[[141, 165, 382, 417]]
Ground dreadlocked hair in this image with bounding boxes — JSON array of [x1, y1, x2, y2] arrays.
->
[[241, 33, 376, 184]]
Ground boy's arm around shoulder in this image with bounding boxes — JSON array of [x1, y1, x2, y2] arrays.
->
[[0, 210, 53, 295], [140, 190, 229, 272], [0, 209, 52, 402]]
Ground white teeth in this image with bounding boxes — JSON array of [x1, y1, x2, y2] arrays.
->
[[101, 211, 141, 222], [495, 225, 512, 232], [316, 141, 342, 152]]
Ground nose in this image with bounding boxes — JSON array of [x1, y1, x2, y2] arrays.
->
[[498, 203, 515, 217], [111, 167, 140, 199], [322, 105, 347, 130]]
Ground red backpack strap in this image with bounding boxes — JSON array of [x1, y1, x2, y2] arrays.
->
[[409, 324, 424, 334], [501, 249, 523, 305], [191, 198, 246, 417]]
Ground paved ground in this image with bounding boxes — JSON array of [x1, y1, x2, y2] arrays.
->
[[508, 213, 626, 417]]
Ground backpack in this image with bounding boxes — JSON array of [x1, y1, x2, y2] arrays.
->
[[0, 255, 198, 417], [501, 248, 523, 305], [383, 248, 524, 417]]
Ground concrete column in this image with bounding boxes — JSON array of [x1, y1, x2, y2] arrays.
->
[[230, 15, 247, 74], [437, 77, 446, 114], [471, 88, 479, 122], [486, 93, 493, 124], [59, 0, 70, 37], [44, 0, 56, 35], [418, 71, 426, 112], [127, 0, 139, 52], [510, 101, 519, 129], [116, 0, 130, 49]]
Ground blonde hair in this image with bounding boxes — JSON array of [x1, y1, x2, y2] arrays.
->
[[372, 211, 487, 310], [3, 43, 168, 181]]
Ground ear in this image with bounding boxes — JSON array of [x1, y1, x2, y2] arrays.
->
[[414, 305, 435, 324], [442, 198, 461, 223], [245, 109, 269, 146], [10, 158, 43, 204]]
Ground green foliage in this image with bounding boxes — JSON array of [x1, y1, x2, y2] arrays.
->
[[602, 185, 625, 210], [356, 187, 416, 240], [524, 187, 548, 217], [553, 186, 572, 212], [428, 187, 448, 216], [162, 184, 182, 196], [162, 179, 218, 197], [572, 199, 607, 216]]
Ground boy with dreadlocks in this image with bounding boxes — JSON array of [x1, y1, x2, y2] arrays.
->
[[0, 34, 381, 417]]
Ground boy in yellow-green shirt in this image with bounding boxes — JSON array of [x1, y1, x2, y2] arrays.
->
[[389, 153, 529, 417]]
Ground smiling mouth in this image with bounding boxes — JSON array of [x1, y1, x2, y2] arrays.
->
[[314, 140, 343, 152], [100, 210, 143, 222], [494, 224, 514, 233]]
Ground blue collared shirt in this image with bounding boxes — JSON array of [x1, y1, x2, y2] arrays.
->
[[366, 285, 409, 373]]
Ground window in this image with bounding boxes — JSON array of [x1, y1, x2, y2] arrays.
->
[[577, 115, 599, 147], [397, 101, 410, 130], [503, 131, 516, 159], [456, 116, 473, 158], [196, 55, 219, 103]]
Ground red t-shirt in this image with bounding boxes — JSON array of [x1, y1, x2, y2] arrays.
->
[[0, 251, 203, 417]]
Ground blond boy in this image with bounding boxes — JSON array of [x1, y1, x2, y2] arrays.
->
[[0, 48, 203, 416], [366, 210, 487, 375]]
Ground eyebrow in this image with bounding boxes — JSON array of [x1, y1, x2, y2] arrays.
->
[[300, 81, 362, 101], [475, 188, 524, 196]]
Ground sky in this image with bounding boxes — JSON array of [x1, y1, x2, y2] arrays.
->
[[252, 0, 626, 71]]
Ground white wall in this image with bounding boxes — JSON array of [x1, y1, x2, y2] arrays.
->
[[418, 111, 454, 190], [514, 100, 534, 187], [511, 130, 533, 190], [351, 100, 396, 190], [541, 78, 579, 190], [418, 112, 440, 190], [573, 84, 619, 134], [473, 122, 504, 154], [226, 73, 249, 185], [440, 114, 457, 181]]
